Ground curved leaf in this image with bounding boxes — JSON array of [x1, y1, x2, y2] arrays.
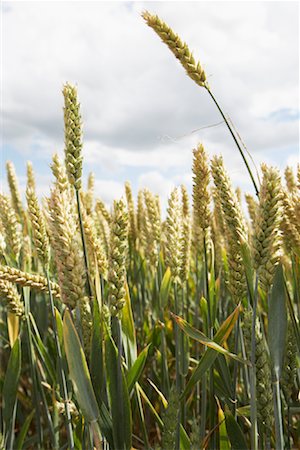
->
[[2, 337, 21, 435], [269, 263, 287, 378], [126, 345, 150, 395], [63, 310, 99, 423], [105, 333, 132, 450]]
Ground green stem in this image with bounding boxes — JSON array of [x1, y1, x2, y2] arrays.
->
[[46, 270, 74, 449], [273, 374, 284, 450], [250, 274, 259, 450], [75, 188, 92, 299], [24, 288, 43, 449], [203, 234, 215, 449], [173, 283, 180, 450], [156, 271, 169, 397], [232, 315, 240, 418], [206, 87, 259, 197]]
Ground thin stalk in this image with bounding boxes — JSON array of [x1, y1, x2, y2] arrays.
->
[[46, 270, 74, 449], [250, 274, 259, 450], [273, 375, 284, 450], [24, 287, 43, 449], [135, 387, 150, 450], [240, 325, 250, 400], [194, 252, 201, 415], [203, 234, 215, 449], [156, 271, 169, 397], [112, 316, 124, 434], [173, 283, 181, 450], [90, 421, 102, 450], [181, 285, 187, 427], [232, 315, 240, 418], [199, 374, 207, 443], [206, 87, 259, 197], [75, 188, 92, 299]]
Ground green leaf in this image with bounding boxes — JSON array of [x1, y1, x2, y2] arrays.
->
[[182, 304, 242, 398], [126, 345, 150, 395], [121, 282, 137, 367], [63, 310, 100, 423], [225, 408, 248, 450], [218, 406, 231, 450], [2, 337, 21, 436], [269, 264, 287, 378], [180, 425, 191, 450], [29, 313, 56, 383], [15, 410, 35, 450], [105, 333, 132, 450], [137, 383, 163, 428], [55, 307, 64, 349], [90, 299, 105, 405], [172, 313, 248, 365], [160, 267, 172, 308]]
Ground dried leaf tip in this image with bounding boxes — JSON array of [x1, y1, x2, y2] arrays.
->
[[142, 10, 208, 88]]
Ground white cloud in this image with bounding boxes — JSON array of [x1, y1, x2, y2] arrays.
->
[[93, 179, 125, 205], [1, 1, 299, 206]]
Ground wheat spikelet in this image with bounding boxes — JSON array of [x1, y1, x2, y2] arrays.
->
[[211, 188, 226, 269], [85, 172, 95, 215], [0, 265, 60, 298], [48, 188, 86, 308], [125, 181, 137, 244], [108, 199, 128, 317], [142, 11, 207, 88], [180, 185, 191, 282], [0, 194, 22, 261], [136, 190, 146, 251], [243, 310, 274, 430], [235, 187, 242, 205], [245, 193, 258, 229], [26, 161, 36, 191], [6, 161, 23, 220], [80, 296, 92, 353], [82, 207, 108, 277], [26, 188, 50, 267], [282, 321, 298, 400], [51, 153, 70, 193], [253, 164, 282, 293], [192, 144, 211, 233], [20, 235, 32, 272], [211, 156, 247, 302], [0, 279, 24, 316], [95, 199, 111, 224], [143, 189, 161, 268], [63, 83, 83, 190], [281, 190, 300, 254], [96, 214, 110, 259], [284, 166, 297, 193], [165, 188, 182, 282], [211, 156, 247, 241]]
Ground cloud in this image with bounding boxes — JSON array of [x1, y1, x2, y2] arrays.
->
[[1, 1, 299, 208]]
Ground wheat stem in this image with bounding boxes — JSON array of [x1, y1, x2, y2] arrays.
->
[[45, 270, 74, 449], [206, 88, 259, 196]]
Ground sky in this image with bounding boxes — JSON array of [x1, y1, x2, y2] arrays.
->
[[1, 0, 299, 208]]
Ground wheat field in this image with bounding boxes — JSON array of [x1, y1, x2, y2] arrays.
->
[[0, 10, 299, 450]]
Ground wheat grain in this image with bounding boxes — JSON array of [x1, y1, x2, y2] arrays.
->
[[142, 11, 207, 87], [63, 83, 83, 190]]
